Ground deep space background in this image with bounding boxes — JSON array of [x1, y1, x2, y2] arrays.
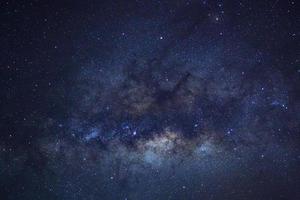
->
[[1, 0, 300, 199]]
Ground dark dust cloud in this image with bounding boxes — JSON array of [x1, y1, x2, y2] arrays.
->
[[1, 0, 300, 199]]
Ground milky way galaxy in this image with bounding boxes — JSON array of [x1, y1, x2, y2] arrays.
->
[[1, 0, 300, 199]]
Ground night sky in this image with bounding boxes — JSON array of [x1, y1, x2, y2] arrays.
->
[[1, 0, 300, 199]]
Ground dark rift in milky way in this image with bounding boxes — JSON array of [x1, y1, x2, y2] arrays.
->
[[101, 4, 213, 142]]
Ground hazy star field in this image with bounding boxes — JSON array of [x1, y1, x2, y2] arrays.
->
[[1, 0, 300, 199]]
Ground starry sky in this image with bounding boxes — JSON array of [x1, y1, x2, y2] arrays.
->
[[1, 0, 300, 199]]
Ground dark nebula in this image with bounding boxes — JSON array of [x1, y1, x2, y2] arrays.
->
[[1, 0, 300, 199]]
